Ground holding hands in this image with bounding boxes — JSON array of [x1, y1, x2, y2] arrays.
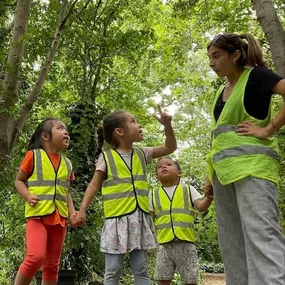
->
[[69, 211, 78, 227], [69, 210, 87, 228]]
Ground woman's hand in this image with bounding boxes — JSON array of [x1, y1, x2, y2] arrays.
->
[[236, 121, 273, 139], [72, 209, 87, 227], [69, 211, 79, 228]]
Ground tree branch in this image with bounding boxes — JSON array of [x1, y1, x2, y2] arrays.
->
[[1, 0, 31, 108], [90, 0, 122, 100], [11, 0, 81, 150]]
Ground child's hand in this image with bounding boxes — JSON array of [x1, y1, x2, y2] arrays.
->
[[69, 211, 79, 228], [74, 209, 87, 226], [27, 194, 40, 207], [153, 105, 172, 127], [204, 177, 213, 199]]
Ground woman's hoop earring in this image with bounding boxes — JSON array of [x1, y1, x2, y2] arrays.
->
[[233, 60, 236, 64]]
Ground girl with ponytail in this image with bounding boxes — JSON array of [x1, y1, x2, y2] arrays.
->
[[75, 107, 177, 285], [206, 33, 285, 285]]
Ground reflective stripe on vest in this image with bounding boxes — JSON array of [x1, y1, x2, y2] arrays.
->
[[25, 149, 72, 218], [212, 124, 238, 138], [207, 68, 280, 185], [153, 184, 196, 244], [211, 125, 281, 163], [36, 194, 67, 202], [102, 148, 149, 218]]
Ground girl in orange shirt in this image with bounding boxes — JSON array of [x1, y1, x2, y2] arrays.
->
[[14, 118, 76, 285]]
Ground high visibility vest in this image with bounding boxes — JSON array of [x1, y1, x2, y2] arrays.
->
[[152, 184, 196, 244], [25, 149, 72, 218], [101, 148, 149, 218], [207, 68, 280, 185]]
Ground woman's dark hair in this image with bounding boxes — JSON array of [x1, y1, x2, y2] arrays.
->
[[95, 110, 127, 159], [156, 157, 181, 172], [207, 33, 267, 67], [28, 118, 58, 150]]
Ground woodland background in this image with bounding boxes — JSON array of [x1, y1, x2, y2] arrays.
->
[[0, 0, 284, 284]]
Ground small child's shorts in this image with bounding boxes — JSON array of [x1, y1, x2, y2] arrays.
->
[[154, 240, 199, 284]]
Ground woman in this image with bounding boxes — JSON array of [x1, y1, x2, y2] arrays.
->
[[206, 33, 285, 285]]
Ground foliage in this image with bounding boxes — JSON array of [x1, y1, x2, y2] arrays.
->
[[0, 0, 284, 283], [0, 155, 26, 283], [61, 101, 106, 281], [200, 262, 224, 274], [195, 208, 221, 264]]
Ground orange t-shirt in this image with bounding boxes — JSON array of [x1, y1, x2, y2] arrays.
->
[[20, 150, 75, 227]]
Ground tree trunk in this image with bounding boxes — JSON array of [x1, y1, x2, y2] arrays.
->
[[0, 0, 31, 167], [0, 0, 81, 170], [11, 0, 80, 150], [252, 0, 285, 77], [2, 0, 31, 107]]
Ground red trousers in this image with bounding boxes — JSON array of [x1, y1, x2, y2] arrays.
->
[[18, 219, 66, 282]]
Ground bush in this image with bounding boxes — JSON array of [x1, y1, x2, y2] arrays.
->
[[200, 262, 224, 273]]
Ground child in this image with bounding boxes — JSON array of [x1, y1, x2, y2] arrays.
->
[[150, 157, 213, 285], [14, 118, 77, 285], [76, 106, 176, 285]]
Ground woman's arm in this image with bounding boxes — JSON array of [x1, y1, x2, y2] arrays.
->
[[265, 79, 285, 134], [265, 104, 285, 135], [272, 79, 285, 96], [238, 104, 285, 138], [238, 79, 285, 139]]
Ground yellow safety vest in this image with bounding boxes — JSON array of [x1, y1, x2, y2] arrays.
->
[[153, 184, 196, 244], [25, 149, 72, 218], [207, 68, 280, 185], [102, 148, 149, 218]]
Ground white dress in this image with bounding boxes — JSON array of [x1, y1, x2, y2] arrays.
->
[[96, 147, 157, 254]]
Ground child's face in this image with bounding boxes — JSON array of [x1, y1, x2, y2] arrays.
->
[[156, 158, 181, 182], [50, 121, 70, 150], [123, 113, 143, 142]]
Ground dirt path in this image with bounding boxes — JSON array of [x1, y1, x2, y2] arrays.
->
[[202, 273, 225, 285]]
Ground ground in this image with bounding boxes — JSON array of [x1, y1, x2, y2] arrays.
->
[[202, 273, 225, 285]]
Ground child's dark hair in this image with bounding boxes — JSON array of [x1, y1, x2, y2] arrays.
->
[[95, 110, 126, 159], [207, 33, 267, 68], [156, 157, 181, 172], [28, 118, 58, 150]]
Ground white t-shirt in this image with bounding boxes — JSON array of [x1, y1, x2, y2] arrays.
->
[[149, 184, 203, 211]]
